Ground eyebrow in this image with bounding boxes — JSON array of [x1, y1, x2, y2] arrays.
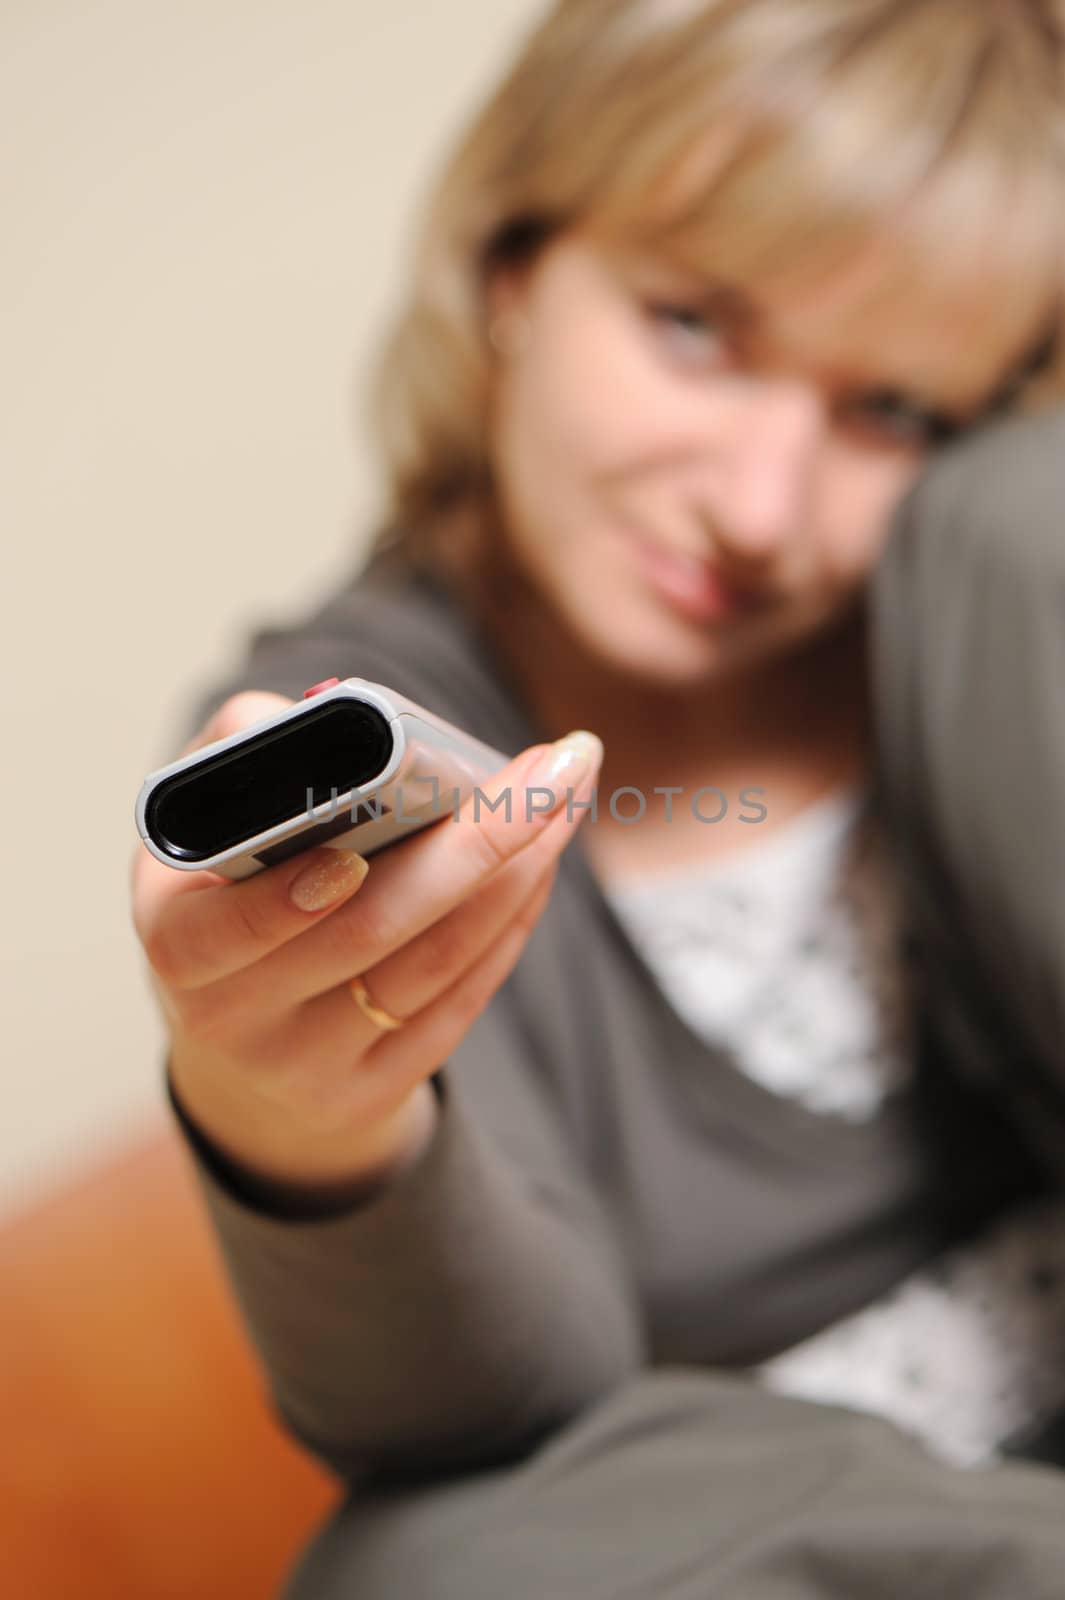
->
[[648, 260, 1059, 441], [977, 325, 1059, 418], [909, 324, 1060, 441]]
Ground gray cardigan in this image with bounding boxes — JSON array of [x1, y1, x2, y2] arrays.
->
[[165, 410, 1065, 1494]]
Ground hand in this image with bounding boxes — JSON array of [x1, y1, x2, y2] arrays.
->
[[131, 691, 604, 1202]]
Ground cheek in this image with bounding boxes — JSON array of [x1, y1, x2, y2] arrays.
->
[[501, 296, 672, 504], [816, 449, 924, 587]]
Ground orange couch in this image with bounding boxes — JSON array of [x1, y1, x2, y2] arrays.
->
[[0, 1127, 339, 1599]]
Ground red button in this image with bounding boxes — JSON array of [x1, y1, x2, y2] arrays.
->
[[303, 676, 340, 699]]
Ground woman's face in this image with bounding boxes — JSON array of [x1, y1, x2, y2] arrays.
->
[[486, 226, 1045, 689]]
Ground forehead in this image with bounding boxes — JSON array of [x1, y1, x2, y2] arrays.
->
[[745, 228, 1056, 415], [589, 119, 1063, 416], [604, 215, 1059, 417]]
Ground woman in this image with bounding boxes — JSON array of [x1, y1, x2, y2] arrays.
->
[[131, 1, 1065, 1593]]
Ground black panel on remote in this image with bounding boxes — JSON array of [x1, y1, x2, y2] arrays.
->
[[145, 700, 394, 861]]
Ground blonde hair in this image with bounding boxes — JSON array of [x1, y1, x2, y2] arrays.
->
[[363, 0, 1065, 579]]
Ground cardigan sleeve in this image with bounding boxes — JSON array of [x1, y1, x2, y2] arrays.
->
[[167, 1017, 644, 1488]]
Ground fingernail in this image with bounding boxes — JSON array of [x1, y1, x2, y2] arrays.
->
[[289, 849, 370, 912], [529, 729, 604, 792]]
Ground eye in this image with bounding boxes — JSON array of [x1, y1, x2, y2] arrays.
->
[[834, 391, 952, 452], [645, 301, 734, 365]]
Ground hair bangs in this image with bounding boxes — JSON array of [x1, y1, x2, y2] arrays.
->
[[588, 4, 1063, 296]]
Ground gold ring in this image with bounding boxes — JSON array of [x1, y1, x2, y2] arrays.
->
[[350, 974, 406, 1031]]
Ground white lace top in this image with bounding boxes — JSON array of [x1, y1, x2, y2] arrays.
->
[[601, 785, 1065, 1469]]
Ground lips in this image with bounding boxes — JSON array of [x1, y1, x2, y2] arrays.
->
[[631, 535, 774, 622], [667, 549, 770, 607]]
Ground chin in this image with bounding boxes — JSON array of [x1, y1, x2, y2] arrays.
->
[[565, 591, 728, 685], [616, 597, 820, 693]]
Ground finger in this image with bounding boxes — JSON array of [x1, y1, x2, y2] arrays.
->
[[142, 730, 600, 995], [234, 732, 602, 1008], [352, 861, 560, 1112], [162, 789, 573, 1064], [353, 847, 562, 1037], [136, 843, 372, 991], [256, 861, 560, 1134], [135, 734, 549, 987], [178, 690, 294, 757], [288, 847, 562, 1063]]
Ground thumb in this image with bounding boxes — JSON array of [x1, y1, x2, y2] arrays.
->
[[179, 689, 295, 758]]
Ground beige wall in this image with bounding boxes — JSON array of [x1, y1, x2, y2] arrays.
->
[[1, 0, 542, 1217]]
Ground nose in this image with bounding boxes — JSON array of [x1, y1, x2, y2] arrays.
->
[[702, 377, 825, 561]]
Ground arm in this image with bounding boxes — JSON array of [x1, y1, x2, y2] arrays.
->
[[156, 557, 645, 1486], [868, 405, 1065, 1175], [170, 996, 645, 1488]]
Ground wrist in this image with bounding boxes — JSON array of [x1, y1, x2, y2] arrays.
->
[[168, 1051, 439, 1215]]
